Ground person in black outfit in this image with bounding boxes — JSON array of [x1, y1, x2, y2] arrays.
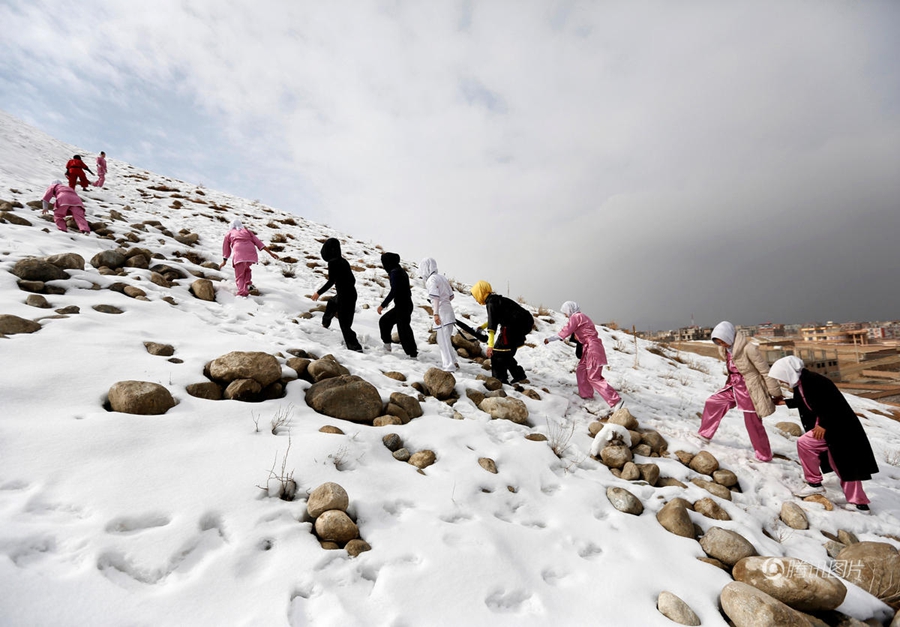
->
[[470, 280, 534, 384], [311, 238, 362, 352], [377, 252, 417, 358]]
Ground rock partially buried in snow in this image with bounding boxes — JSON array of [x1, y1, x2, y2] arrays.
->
[[732, 556, 846, 612], [305, 375, 383, 423], [190, 278, 215, 301], [479, 397, 529, 424], [599, 443, 632, 469], [606, 487, 643, 515], [689, 451, 719, 475], [144, 341, 175, 356], [657, 499, 695, 539], [694, 497, 730, 521], [779, 502, 808, 530], [834, 541, 900, 604], [208, 351, 282, 387], [656, 591, 700, 626], [11, 258, 68, 282], [607, 407, 638, 430], [90, 250, 127, 270], [776, 421, 802, 437], [345, 539, 371, 557], [0, 314, 42, 335], [185, 382, 222, 400], [108, 381, 176, 415], [479, 457, 498, 474], [700, 527, 757, 566], [424, 367, 456, 400], [307, 482, 350, 518], [408, 450, 436, 469], [44, 252, 85, 270], [314, 510, 359, 544], [307, 354, 350, 382], [224, 378, 262, 401], [720, 581, 808, 627]]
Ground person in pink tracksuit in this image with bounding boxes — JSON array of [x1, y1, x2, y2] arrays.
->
[[93, 152, 107, 187], [219, 219, 279, 297], [42, 181, 91, 234], [544, 301, 623, 411], [698, 321, 782, 462]]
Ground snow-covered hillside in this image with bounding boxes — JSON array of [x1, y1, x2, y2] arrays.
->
[[1, 109, 899, 626]]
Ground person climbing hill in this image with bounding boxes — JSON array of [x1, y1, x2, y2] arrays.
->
[[378, 252, 417, 358], [219, 219, 279, 297], [93, 152, 107, 187], [312, 238, 362, 352], [65, 155, 93, 191], [420, 257, 457, 372], [471, 281, 533, 385], [42, 180, 90, 234]]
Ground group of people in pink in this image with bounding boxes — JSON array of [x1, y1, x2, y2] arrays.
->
[[698, 320, 878, 512], [42, 153, 108, 235]]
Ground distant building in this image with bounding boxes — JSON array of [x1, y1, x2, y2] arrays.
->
[[735, 325, 756, 338], [800, 324, 869, 345], [756, 322, 785, 339], [674, 326, 711, 342]]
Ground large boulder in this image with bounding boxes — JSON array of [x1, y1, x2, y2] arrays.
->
[[208, 351, 282, 387], [720, 582, 808, 627], [190, 279, 215, 301], [314, 510, 359, 544], [108, 381, 176, 415], [689, 451, 719, 475], [479, 396, 529, 424], [90, 250, 127, 270], [779, 502, 808, 530], [835, 541, 900, 605], [307, 482, 349, 518], [10, 258, 68, 282], [700, 527, 757, 566], [389, 392, 423, 419], [0, 315, 42, 335], [307, 354, 350, 382], [732, 556, 846, 612], [44, 253, 85, 271], [424, 367, 456, 400], [657, 591, 701, 626], [305, 375, 383, 423]]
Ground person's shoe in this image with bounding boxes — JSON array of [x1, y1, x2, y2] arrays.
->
[[248, 284, 256, 291], [322, 316, 332, 329], [383, 343, 392, 352], [511, 376, 529, 384], [841, 503, 870, 513], [796, 483, 825, 497], [611, 399, 625, 413]]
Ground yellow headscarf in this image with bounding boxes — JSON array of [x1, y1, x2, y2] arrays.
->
[[471, 281, 492, 305]]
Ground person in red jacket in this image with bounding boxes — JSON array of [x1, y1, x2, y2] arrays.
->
[[65, 155, 93, 191]]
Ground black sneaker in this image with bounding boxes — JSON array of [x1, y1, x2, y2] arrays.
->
[[322, 316, 332, 329], [856, 504, 870, 511]]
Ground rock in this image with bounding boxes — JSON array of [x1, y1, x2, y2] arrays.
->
[[525, 433, 547, 442], [657, 499, 695, 538], [780, 502, 809, 530], [55, 305, 80, 315], [837, 529, 859, 546], [733, 556, 847, 612], [223, 378, 262, 401], [825, 541, 847, 559], [408, 450, 436, 469], [143, 341, 175, 356], [479, 397, 529, 424], [90, 250, 127, 270], [712, 469, 738, 487], [92, 304, 123, 314], [588, 421, 604, 437], [424, 368, 456, 400], [606, 487, 644, 515], [107, 381, 176, 415], [124, 286, 146, 299], [675, 450, 695, 466], [656, 477, 688, 489], [640, 431, 667, 454], [466, 388, 486, 407], [521, 389, 541, 401], [150, 272, 171, 288], [10, 258, 68, 282], [373, 415, 403, 427], [25, 294, 51, 308], [720, 581, 809, 627], [382, 371, 406, 382], [382, 433, 403, 452], [190, 278, 215, 301], [185, 382, 222, 400], [608, 407, 638, 430], [392, 448, 411, 462], [0, 315, 41, 335], [314, 510, 358, 544], [307, 354, 350, 382], [345, 539, 371, 557], [16, 280, 45, 293], [479, 457, 498, 474], [123, 254, 149, 269], [776, 421, 803, 437], [209, 351, 282, 387], [698, 556, 730, 571], [834, 542, 900, 604], [174, 233, 199, 246], [150, 263, 188, 279], [657, 591, 701, 626], [803, 494, 834, 511], [620, 462, 641, 481], [700, 527, 757, 566], [638, 463, 660, 486], [600, 444, 633, 469], [0, 210, 31, 226], [305, 375, 383, 423], [695, 497, 731, 521], [689, 451, 719, 475], [287, 357, 311, 379], [632, 443, 652, 457], [44, 253, 85, 270], [390, 392, 423, 419], [319, 425, 344, 435], [692, 478, 732, 501], [307, 482, 350, 518], [482, 376, 503, 391]]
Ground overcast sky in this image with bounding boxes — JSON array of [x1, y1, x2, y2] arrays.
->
[[2, 1, 899, 331]]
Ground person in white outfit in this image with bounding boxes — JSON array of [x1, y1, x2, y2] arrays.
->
[[419, 257, 458, 372]]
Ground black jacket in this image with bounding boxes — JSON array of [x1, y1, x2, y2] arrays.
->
[[379, 252, 413, 310], [485, 294, 534, 340], [786, 369, 879, 482], [317, 238, 356, 295]]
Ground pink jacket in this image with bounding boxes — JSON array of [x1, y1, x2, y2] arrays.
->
[[96, 156, 107, 175], [42, 183, 83, 208], [556, 312, 608, 366], [223, 228, 265, 264]]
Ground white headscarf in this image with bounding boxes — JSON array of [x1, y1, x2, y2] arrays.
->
[[419, 257, 437, 280], [769, 356, 804, 388], [561, 301, 580, 316], [711, 321, 736, 347], [229, 218, 244, 230]]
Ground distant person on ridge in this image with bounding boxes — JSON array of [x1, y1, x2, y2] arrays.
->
[[41, 180, 91, 234], [378, 252, 417, 359], [544, 301, 623, 412], [698, 321, 782, 462], [312, 238, 362, 352], [65, 155, 93, 191], [471, 281, 533, 385], [770, 356, 878, 512], [219, 219, 279, 297], [93, 151, 107, 187], [419, 257, 457, 372]]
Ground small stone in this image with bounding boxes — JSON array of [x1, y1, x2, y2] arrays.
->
[[185, 382, 222, 400], [837, 529, 858, 546], [189, 278, 215, 301], [606, 487, 644, 515], [700, 527, 757, 566], [373, 415, 404, 427], [92, 304, 123, 314], [689, 451, 719, 475], [776, 421, 803, 437], [712, 469, 738, 487], [478, 457, 498, 473], [780, 502, 809, 530], [803, 494, 834, 511], [525, 433, 547, 442], [108, 381, 176, 415], [466, 388, 486, 407], [314, 510, 358, 544], [694, 497, 731, 521], [632, 443, 652, 457], [55, 305, 80, 315], [657, 499, 695, 538], [656, 477, 688, 489], [824, 541, 846, 559], [144, 341, 175, 356], [124, 285, 146, 299], [307, 482, 350, 518], [720, 581, 809, 627], [480, 396, 529, 424], [223, 378, 262, 401], [382, 433, 403, 452], [608, 407, 638, 430], [588, 421, 603, 437], [424, 368, 456, 400], [733, 556, 847, 612], [408, 450, 436, 469], [0, 314, 42, 334], [600, 444, 633, 469], [382, 371, 407, 381], [319, 425, 345, 435], [675, 450, 695, 466], [620, 462, 641, 481], [638, 463, 660, 486], [392, 448, 411, 462], [657, 591, 701, 626], [25, 294, 51, 308], [345, 539, 371, 557], [692, 478, 732, 501]]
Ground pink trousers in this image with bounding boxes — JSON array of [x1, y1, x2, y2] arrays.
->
[[93, 174, 105, 187], [699, 387, 772, 462], [54, 204, 90, 233], [797, 432, 869, 505], [577, 347, 621, 407], [233, 261, 253, 296]]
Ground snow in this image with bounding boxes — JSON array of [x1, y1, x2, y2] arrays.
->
[[1, 108, 899, 626]]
